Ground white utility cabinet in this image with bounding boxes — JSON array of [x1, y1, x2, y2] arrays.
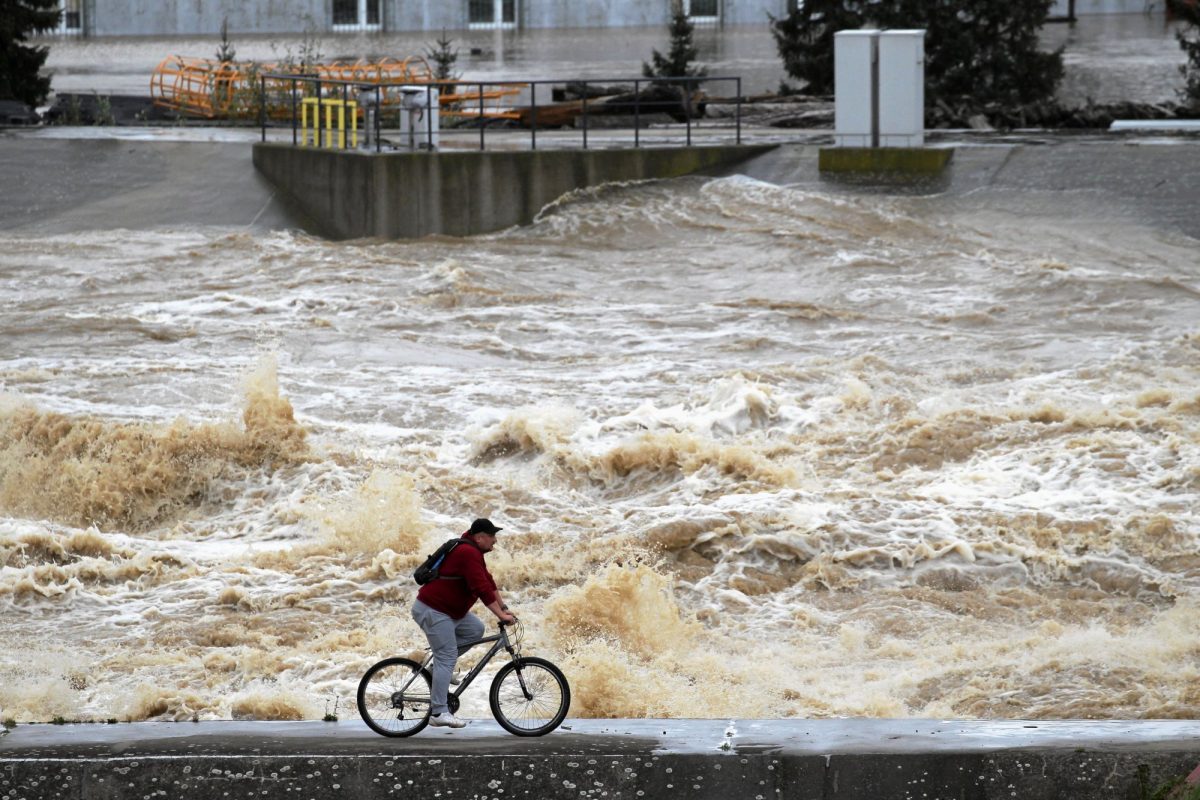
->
[[833, 30, 879, 148], [878, 30, 925, 147], [833, 28, 926, 148]]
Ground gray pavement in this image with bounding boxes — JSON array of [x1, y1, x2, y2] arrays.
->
[[3, 717, 1200, 757], [2, 718, 1199, 799]]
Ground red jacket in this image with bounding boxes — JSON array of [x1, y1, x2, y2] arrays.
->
[[415, 533, 499, 620]]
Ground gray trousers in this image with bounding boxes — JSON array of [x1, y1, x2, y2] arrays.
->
[[411, 599, 484, 715]]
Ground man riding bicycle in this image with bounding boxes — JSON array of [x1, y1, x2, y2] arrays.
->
[[411, 518, 517, 729]]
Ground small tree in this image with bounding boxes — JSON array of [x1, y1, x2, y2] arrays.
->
[[1168, 0, 1200, 107], [643, 3, 707, 88], [212, 17, 237, 115], [215, 16, 237, 64], [424, 29, 459, 94], [0, 0, 63, 107]]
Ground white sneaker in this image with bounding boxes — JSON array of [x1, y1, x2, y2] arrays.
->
[[450, 672, 465, 686], [428, 713, 467, 729]]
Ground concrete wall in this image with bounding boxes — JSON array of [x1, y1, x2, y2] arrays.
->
[[79, 0, 793, 36], [252, 142, 775, 239], [724, 0, 787, 25], [5, 745, 1200, 799], [523, 0, 667, 30], [71, 0, 1162, 34], [1049, 0, 1156, 14], [386, 0, 466, 32], [90, 0, 328, 36]]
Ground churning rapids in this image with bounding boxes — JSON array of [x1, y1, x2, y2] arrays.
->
[[1, 173, 1198, 724]]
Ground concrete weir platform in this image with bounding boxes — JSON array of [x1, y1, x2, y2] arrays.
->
[[251, 143, 776, 240], [3, 719, 1200, 799]]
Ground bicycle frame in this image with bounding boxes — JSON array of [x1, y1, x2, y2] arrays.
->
[[410, 624, 522, 702]]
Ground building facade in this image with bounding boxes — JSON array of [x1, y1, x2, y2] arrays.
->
[[53, 0, 790, 37], [50, 0, 1160, 37]]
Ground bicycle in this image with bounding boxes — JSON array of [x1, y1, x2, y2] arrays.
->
[[356, 620, 571, 737]]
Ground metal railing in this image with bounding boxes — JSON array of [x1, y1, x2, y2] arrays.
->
[[257, 74, 743, 153]]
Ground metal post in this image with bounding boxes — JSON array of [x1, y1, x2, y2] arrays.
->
[[376, 85, 382, 153], [582, 82, 588, 150], [291, 78, 298, 146], [634, 79, 640, 148], [735, 77, 742, 145], [530, 80, 537, 151], [260, 75, 266, 142], [870, 36, 880, 149], [479, 82, 485, 151], [426, 83, 433, 151], [686, 80, 692, 147]]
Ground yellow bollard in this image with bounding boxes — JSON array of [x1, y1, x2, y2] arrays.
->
[[300, 97, 320, 147], [299, 97, 359, 150], [336, 101, 345, 149]]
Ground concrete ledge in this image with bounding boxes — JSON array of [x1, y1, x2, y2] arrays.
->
[[3, 719, 1199, 800], [1110, 119, 1200, 131], [818, 146, 954, 174], [252, 143, 777, 240]]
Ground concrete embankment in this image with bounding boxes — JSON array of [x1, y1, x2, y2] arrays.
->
[[0, 135, 306, 234], [251, 143, 777, 239], [4, 131, 1200, 240], [3, 718, 1200, 799], [253, 135, 1200, 240], [728, 136, 1200, 241]]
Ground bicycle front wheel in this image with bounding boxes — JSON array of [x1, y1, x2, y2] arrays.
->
[[489, 656, 570, 736], [357, 657, 432, 737]]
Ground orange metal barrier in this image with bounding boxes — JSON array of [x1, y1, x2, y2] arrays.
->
[[436, 83, 524, 120], [150, 55, 435, 119]]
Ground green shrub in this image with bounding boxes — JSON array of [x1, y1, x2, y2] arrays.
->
[[94, 93, 114, 125]]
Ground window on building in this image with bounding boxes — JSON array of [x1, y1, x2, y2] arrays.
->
[[57, 0, 83, 35], [333, 0, 381, 30], [469, 0, 516, 30], [684, 0, 719, 25]]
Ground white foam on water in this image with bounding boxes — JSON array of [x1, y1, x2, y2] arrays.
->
[[1, 175, 1198, 722]]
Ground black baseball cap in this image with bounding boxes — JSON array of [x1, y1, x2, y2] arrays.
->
[[468, 518, 503, 535]]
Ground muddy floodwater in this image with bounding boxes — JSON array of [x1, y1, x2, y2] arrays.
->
[[2, 150, 1198, 722], [3, 15, 1198, 725]]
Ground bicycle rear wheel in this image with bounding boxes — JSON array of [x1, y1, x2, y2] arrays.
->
[[489, 656, 570, 736], [357, 657, 432, 737]]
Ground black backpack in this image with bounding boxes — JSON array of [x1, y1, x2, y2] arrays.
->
[[414, 539, 467, 585]]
